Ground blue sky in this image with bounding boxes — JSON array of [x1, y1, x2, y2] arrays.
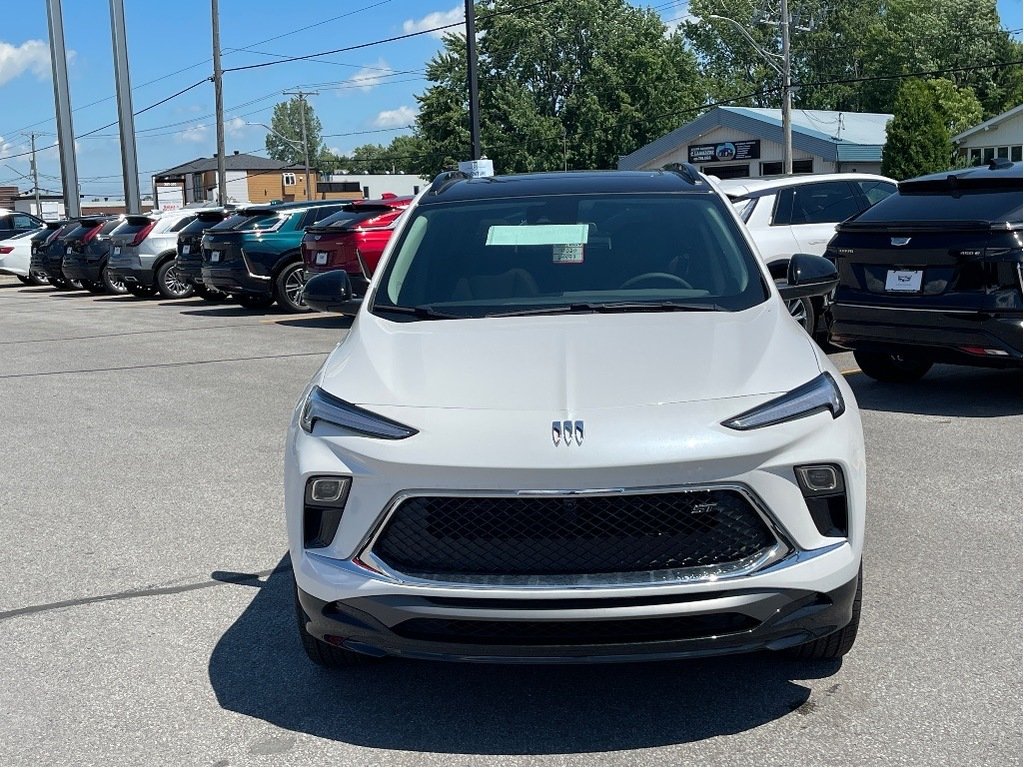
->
[[0, 0, 1019, 199]]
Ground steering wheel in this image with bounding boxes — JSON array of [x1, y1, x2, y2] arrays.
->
[[619, 272, 693, 290]]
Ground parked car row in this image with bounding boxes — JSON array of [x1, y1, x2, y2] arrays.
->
[[4, 162, 1020, 385]]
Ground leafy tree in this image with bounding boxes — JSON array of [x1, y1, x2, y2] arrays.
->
[[265, 97, 328, 168], [881, 79, 951, 180], [411, 0, 707, 175], [332, 136, 426, 175], [926, 78, 984, 135]]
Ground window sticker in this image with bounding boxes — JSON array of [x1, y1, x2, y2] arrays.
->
[[485, 224, 589, 246], [552, 243, 584, 264]]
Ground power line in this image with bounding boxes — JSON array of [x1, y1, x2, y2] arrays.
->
[[221, 0, 558, 74]]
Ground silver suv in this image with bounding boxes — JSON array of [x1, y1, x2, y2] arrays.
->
[[107, 207, 216, 298]]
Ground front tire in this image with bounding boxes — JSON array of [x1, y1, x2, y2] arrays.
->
[[156, 260, 194, 299], [783, 566, 862, 660], [274, 262, 310, 313], [854, 349, 933, 382], [787, 297, 815, 334], [294, 579, 376, 669]]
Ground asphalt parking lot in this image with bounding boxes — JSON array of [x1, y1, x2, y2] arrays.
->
[[0, 274, 1020, 766]]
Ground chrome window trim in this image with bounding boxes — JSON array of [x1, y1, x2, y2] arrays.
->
[[834, 302, 981, 314], [343, 482, 800, 590]]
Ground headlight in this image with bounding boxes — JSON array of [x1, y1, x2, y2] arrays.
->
[[300, 385, 417, 439], [722, 373, 845, 431]]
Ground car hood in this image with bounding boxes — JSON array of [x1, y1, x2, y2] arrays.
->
[[319, 300, 821, 412]]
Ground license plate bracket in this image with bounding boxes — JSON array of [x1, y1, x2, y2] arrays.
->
[[315, 251, 329, 265], [885, 269, 923, 293], [210, 251, 221, 263]]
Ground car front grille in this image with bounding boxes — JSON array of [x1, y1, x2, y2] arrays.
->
[[370, 489, 780, 580], [391, 614, 759, 646]]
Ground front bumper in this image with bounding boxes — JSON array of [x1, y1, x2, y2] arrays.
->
[[829, 301, 1023, 367], [286, 371, 865, 664], [296, 562, 859, 663]]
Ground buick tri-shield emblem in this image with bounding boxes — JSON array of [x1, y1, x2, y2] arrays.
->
[[891, 236, 911, 246], [552, 420, 584, 446]]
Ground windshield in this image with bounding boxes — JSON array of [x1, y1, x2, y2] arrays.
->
[[851, 187, 1022, 225], [371, 193, 768, 320]]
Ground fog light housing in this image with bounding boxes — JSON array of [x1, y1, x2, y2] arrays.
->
[[794, 464, 848, 537], [303, 476, 351, 548]]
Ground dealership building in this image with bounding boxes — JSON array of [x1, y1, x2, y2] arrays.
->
[[618, 106, 892, 178]]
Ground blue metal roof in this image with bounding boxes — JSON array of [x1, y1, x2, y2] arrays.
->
[[618, 107, 893, 169]]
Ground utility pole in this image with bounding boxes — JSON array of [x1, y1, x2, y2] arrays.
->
[[283, 90, 318, 201], [706, 11, 793, 174], [464, 0, 481, 160], [211, 0, 227, 205], [45, 0, 81, 219], [24, 133, 41, 216], [779, 0, 793, 174], [109, 0, 141, 214]]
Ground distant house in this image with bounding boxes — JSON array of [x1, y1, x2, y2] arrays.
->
[[151, 152, 362, 210], [618, 106, 893, 178], [952, 105, 1023, 166]]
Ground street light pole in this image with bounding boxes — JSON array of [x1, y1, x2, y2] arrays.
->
[[707, 13, 793, 174]]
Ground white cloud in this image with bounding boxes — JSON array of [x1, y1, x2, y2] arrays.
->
[[373, 106, 418, 128], [0, 135, 22, 160], [402, 6, 464, 39], [0, 39, 51, 86], [345, 58, 395, 93], [225, 117, 247, 137], [178, 124, 209, 143], [661, 1, 695, 35]]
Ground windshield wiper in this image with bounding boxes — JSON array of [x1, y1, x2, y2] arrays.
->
[[373, 304, 461, 320], [487, 301, 722, 318]]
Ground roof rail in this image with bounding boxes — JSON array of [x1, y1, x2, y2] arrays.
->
[[661, 162, 705, 185], [428, 170, 471, 196]]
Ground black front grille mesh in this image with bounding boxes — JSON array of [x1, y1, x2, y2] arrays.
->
[[392, 614, 758, 645], [372, 489, 777, 577]]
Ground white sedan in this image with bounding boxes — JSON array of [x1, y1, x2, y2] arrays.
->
[[286, 167, 865, 668], [0, 230, 46, 285]]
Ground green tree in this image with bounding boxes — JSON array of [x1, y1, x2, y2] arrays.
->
[[926, 78, 984, 135], [881, 79, 951, 180], [265, 97, 328, 168], [334, 135, 426, 175], [411, 0, 706, 175]]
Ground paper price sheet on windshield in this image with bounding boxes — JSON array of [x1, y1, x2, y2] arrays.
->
[[486, 224, 588, 264]]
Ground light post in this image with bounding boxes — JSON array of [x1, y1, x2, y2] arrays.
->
[[706, 13, 792, 174]]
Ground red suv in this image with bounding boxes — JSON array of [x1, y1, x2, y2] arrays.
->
[[300, 195, 413, 294]]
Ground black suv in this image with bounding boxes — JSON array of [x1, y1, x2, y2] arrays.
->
[[61, 216, 127, 294], [175, 208, 232, 300], [32, 220, 82, 290], [201, 200, 347, 312], [827, 160, 1022, 381]]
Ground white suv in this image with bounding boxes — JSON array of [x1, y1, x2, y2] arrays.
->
[[716, 174, 897, 332], [286, 167, 865, 669]]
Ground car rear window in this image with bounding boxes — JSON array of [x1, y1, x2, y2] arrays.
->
[[179, 214, 225, 236], [210, 212, 282, 232], [100, 219, 123, 234], [115, 219, 153, 237], [318, 205, 395, 230], [64, 222, 104, 241], [854, 187, 1022, 225]]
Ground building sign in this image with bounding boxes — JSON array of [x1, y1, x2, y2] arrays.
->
[[156, 184, 184, 211], [688, 140, 761, 164]]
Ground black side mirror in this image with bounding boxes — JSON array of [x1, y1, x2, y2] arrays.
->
[[301, 270, 364, 314], [777, 253, 839, 301]]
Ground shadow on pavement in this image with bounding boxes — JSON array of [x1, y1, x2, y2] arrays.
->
[[209, 555, 839, 755], [272, 315, 353, 330], [846, 365, 1022, 418], [180, 306, 279, 318]]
